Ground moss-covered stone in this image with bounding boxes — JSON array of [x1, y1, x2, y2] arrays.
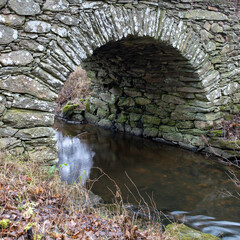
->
[[159, 125, 176, 133], [194, 120, 214, 130], [108, 114, 116, 121], [135, 97, 151, 106], [129, 113, 141, 122], [176, 121, 194, 129], [127, 107, 142, 114], [117, 112, 128, 123], [143, 127, 158, 138], [145, 104, 168, 117], [208, 130, 223, 137], [130, 121, 137, 128], [209, 138, 240, 150], [62, 102, 78, 118], [165, 224, 220, 240], [142, 115, 161, 125], [163, 132, 183, 142], [124, 88, 142, 97], [183, 134, 205, 146], [180, 128, 206, 136], [99, 92, 117, 105], [15, 127, 55, 140], [225, 114, 233, 121], [97, 107, 109, 118], [118, 97, 135, 107]]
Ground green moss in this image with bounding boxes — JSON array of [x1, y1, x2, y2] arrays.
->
[[165, 224, 220, 240], [117, 112, 128, 123], [108, 114, 116, 121], [209, 138, 240, 150], [142, 115, 161, 125], [168, 120, 176, 126], [62, 103, 78, 113], [135, 97, 151, 106], [85, 100, 90, 112], [225, 114, 233, 121], [62, 102, 78, 118], [208, 130, 223, 137], [219, 105, 229, 111], [0, 219, 10, 229]]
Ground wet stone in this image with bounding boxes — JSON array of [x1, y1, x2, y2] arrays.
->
[[98, 119, 112, 128], [8, 0, 40, 16]]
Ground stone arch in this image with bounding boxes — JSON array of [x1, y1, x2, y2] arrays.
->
[[0, 3, 230, 162], [32, 5, 219, 97]]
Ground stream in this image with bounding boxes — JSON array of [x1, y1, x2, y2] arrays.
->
[[54, 119, 240, 240]]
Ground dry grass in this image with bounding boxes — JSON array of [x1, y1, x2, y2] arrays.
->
[[0, 152, 164, 240], [56, 66, 90, 114]]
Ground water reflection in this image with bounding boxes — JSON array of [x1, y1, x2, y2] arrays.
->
[[57, 131, 94, 184], [54, 119, 240, 239]]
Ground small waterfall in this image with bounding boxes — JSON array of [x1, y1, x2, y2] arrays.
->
[[56, 131, 94, 184]]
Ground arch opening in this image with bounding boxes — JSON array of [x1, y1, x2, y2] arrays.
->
[[81, 36, 211, 147]]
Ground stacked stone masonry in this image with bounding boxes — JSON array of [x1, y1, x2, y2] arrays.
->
[[0, 0, 239, 163]]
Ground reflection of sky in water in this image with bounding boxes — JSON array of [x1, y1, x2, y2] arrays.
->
[[56, 132, 94, 184], [54, 120, 240, 239]]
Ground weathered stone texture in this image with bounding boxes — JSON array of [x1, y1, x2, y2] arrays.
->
[[0, 75, 57, 101], [8, 0, 40, 15], [0, 25, 18, 44], [43, 0, 69, 12], [0, 14, 25, 26], [0, 0, 7, 9], [2, 109, 54, 129], [25, 21, 51, 33], [0, 51, 33, 66], [0, 0, 238, 161]]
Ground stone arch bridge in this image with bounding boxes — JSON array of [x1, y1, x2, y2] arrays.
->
[[0, 0, 239, 163]]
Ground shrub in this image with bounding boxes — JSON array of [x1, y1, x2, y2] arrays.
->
[[56, 66, 90, 114]]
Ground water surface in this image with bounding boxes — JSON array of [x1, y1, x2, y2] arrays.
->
[[54, 119, 240, 239]]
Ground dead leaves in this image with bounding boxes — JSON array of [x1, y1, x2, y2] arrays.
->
[[0, 168, 159, 240]]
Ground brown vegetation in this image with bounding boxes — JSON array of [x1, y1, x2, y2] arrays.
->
[[0, 153, 163, 239], [56, 67, 90, 114]]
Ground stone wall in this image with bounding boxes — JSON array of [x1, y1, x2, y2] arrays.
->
[[0, 0, 239, 162]]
